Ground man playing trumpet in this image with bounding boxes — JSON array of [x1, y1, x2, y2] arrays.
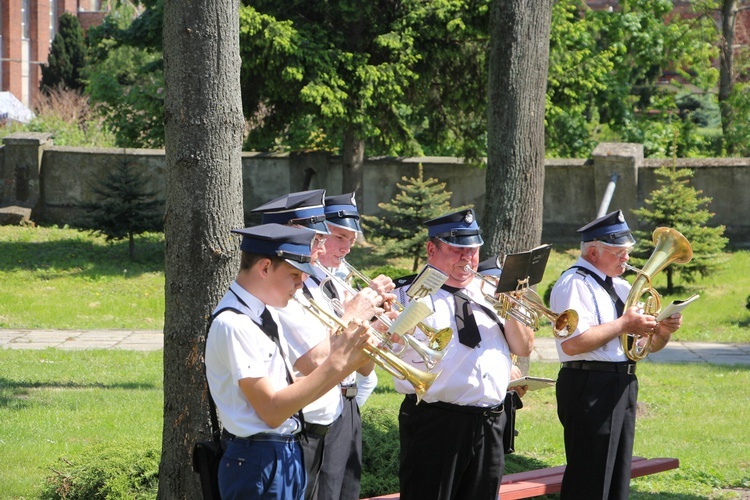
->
[[392, 209, 534, 500]]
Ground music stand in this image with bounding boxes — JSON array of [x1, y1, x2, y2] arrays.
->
[[494, 244, 552, 294]]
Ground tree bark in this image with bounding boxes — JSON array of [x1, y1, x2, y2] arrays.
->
[[485, 0, 553, 375], [342, 126, 365, 204], [718, 0, 738, 154], [159, 1, 244, 498]]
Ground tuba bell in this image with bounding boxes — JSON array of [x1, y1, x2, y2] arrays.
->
[[621, 227, 693, 361]]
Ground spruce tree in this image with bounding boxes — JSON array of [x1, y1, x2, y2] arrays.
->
[[80, 156, 164, 260], [362, 164, 468, 272], [41, 13, 88, 93], [630, 165, 727, 293]]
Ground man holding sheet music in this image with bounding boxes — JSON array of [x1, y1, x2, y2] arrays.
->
[[550, 210, 682, 500], [393, 208, 535, 500]]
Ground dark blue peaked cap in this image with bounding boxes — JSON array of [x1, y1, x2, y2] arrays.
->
[[577, 209, 636, 246], [324, 192, 362, 233], [425, 208, 483, 247], [477, 256, 502, 277], [232, 223, 316, 275], [251, 189, 330, 234]]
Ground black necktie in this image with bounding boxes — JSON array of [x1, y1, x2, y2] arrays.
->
[[259, 307, 306, 433], [442, 285, 482, 348], [603, 276, 625, 317]]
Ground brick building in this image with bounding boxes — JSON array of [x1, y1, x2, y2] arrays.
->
[[0, 0, 108, 110]]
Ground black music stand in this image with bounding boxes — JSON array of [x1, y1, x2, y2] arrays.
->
[[494, 244, 552, 293]]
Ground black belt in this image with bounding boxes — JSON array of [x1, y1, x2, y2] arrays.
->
[[562, 360, 636, 375], [405, 394, 504, 416], [304, 422, 331, 437], [341, 384, 358, 400], [229, 433, 299, 444]]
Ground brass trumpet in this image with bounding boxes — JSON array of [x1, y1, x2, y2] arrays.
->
[[292, 295, 439, 402], [621, 227, 693, 361], [316, 262, 447, 371], [339, 259, 454, 351], [464, 264, 579, 338]]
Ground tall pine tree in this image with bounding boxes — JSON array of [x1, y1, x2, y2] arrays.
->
[[41, 13, 88, 93], [362, 164, 468, 272], [631, 165, 728, 293]]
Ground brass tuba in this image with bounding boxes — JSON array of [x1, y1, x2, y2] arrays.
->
[[621, 227, 693, 361], [292, 295, 440, 402]]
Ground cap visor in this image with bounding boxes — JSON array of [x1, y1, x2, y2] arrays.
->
[[286, 259, 316, 275], [327, 218, 362, 234], [438, 234, 484, 248]]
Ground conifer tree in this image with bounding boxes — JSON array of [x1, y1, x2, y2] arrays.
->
[[631, 165, 727, 293], [41, 13, 88, 93], [362, 164, 468, 272], [80, 156, 164, 260]]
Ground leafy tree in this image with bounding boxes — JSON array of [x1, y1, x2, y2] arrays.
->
[[80, 157, 164, 260], [85, 2, 165, 148], [361, 164, 463, 272], [630, 166, 728, 293], [159, 0, 245, 497], [41, 13, 88, 93]]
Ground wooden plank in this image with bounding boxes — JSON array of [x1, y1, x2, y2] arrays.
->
[[360, 456, 679, 500]]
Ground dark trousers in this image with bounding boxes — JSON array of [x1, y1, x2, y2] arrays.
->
[[300, 431, 326, 500], [316, 397, 362, 500], [398, 395, 506, 500], [556, 366, 638, 500]]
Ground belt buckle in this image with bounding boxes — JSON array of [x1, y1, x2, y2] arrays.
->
[[342, 386, 358, 399], [627, 364, 636, 375]]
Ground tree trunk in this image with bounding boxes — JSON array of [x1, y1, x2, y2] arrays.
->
[[718, 0, 738, 154], [485, 0, 553, 375], [159, 1, 244, 498], [342, 127, 365, 205]]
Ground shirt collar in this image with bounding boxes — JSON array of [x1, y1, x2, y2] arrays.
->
[[229, 281, 266, 319]]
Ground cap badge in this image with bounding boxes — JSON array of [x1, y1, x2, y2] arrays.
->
[[617, 212, 625, 223], [464, 212, 474, 224]]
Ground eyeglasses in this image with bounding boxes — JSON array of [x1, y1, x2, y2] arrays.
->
[[599, 245, 631, 260]]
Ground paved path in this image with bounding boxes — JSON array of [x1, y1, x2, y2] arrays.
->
[[2, 328, 750, 365]]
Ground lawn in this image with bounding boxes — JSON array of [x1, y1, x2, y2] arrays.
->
[[1, 225, 749, 498]]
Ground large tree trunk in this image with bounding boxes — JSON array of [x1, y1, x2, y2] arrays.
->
[[718, 0, 738, 154], [342, 126, 364, 204], [484, 0, 553, 375], [159, 1, 244, 498]]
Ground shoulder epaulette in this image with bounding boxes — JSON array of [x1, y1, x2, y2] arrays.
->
[[394, 274, 417, 289]]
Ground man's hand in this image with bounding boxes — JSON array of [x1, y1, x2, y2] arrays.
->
[[507, 365, 528, 398], [620, 306, 658, 337], [368, 274, 397, 311], [342, 287, 384, 323]]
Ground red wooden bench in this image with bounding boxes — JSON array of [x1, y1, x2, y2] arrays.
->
[[362, 456, 680, 499]]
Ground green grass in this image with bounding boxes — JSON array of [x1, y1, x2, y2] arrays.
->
[[0, 226, 164, 330], [0, 349, 163, 499], [2, 226, 750, 498]]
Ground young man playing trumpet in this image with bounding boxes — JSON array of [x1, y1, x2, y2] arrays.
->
[[204, 223, 372, 500], [393, 209, 534, 500]]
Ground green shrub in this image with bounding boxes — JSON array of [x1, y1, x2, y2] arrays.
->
[[360, 407, 400, 498], [41, 441, 159, 499]]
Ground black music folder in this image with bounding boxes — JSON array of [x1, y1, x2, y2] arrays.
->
[[495, 244, 552, 293]]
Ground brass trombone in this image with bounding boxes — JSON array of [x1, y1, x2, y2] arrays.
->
[[464, 264, 579, 339], [339, 259, 454, 352], [621, 227, 693, 361], [291, 295, 439, 402], [316, 262, 447, 371]]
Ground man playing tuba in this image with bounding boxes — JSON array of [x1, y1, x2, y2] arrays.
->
[[550, 210, 682, 500]]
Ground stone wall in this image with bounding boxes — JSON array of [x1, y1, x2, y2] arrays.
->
[[2, 133, 749, 246]]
